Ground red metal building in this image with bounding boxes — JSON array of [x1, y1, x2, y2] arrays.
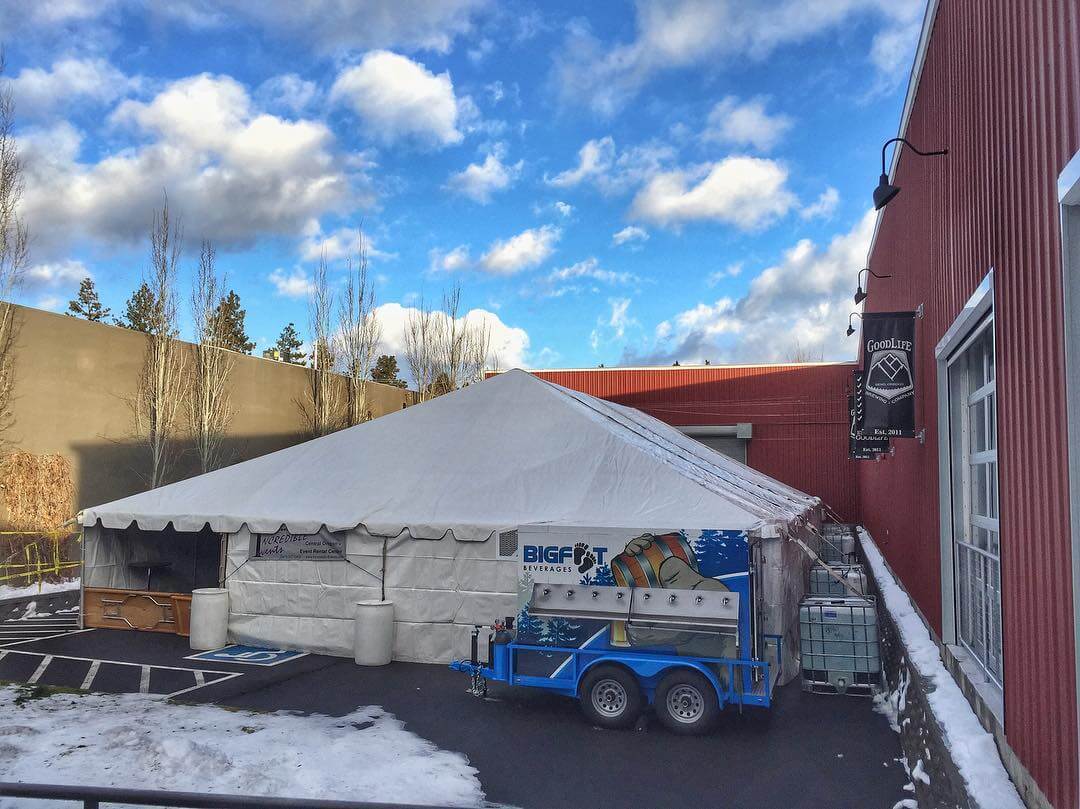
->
[[858, 2, 1079, 807], [530, 363, 858, 522], [534, 3, 1080, 805]]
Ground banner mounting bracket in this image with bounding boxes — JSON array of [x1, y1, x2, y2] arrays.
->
[[916, 303, 925, 318]]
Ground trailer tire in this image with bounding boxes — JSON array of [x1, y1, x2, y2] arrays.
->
[[655, 669, 720, 735], [579, 665, 642, 730]]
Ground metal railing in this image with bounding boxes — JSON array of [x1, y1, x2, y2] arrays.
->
[[0, 782, 446, 809]]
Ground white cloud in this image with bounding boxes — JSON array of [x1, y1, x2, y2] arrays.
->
[[553, 0, 926, 116], [330, 51, 466, 148], [560, 260, 632, 291], [612, 225, 649, 247], [546, 137, 615, 188], [255, 73, 319, 114], [25, 259, 90, 289], [298, 220, 396, 263], [705, 262, 742, 286], [479, 225, 560, 275], [428, 244, 472, 274], [631, 210, 876, 365], [269, 267, 315, 298], [546, 136, 675, 196], [630, 156, 796, 230], [701, 95, 793, 152], [10, 58, 140, 120], [554, 201, 573, 217], [591, 297, 638, 350], [36, 295, 65, 312], [19, 74, 350, 255], [445, 145, 523, 203], [206, 0, 488, 54], [801, 186, 840, 220], [374, 300, 531, 374]]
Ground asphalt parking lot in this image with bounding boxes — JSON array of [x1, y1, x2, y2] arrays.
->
[[2, 628, 909, 809]]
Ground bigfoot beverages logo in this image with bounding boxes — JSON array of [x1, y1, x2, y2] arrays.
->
[[522, 542, 608, 575]]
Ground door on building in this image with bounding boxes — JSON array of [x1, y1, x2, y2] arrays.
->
[[947, 317, 1002, 685], [679, 425, 751, 464]]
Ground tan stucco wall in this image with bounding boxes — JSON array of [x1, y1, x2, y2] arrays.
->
[[3, 304, 412, 518]]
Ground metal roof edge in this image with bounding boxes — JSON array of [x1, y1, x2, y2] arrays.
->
[[520, 361, 859, 373], [865, 0, 941, 269]]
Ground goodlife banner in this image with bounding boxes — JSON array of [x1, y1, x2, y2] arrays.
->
[[860, 311, 917, 436], [849, 377, 889, 459]]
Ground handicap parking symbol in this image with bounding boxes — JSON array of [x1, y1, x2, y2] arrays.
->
[[186, 645, 307, 667]]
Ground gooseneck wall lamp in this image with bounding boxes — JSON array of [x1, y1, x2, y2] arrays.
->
[[854, 268, 893, 304], [874, 137, 949, 210], [846, 312, 863, 337]]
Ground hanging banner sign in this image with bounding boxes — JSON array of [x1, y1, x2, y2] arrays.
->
[[849, 386, 889, 460], [860, 311, 917, 437]]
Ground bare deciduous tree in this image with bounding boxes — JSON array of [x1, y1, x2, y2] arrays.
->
[[133, 196, 187, 488], [188, 240, 234, 473], [302, 255, 342, 436], [337, 229, 381, 427], [785, 339, 824, 363], [0, 58, 29, 447], [403, 283, 492, 403]]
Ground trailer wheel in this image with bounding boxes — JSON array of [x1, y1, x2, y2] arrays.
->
[[579, 665, 642, 730], [655, 669, 720, 735]]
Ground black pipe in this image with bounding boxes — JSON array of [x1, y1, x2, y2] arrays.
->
[[0, 781, 442, 809]]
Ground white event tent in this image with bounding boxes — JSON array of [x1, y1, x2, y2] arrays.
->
[[80, 369, 820, 665]]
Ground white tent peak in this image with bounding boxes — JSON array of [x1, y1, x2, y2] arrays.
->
[[81, 368, 818, 540]]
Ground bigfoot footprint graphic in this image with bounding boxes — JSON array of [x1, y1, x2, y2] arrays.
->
[[573, 542, 596, 574]]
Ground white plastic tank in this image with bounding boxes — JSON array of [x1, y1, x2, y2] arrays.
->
[[189, 588, 229, 650], [354, 600, 394, 666]]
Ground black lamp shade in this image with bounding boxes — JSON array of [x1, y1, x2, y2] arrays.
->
[[873, 173, 900, 210], [846, 325, 855, 337], [854, 288, 867, 305]]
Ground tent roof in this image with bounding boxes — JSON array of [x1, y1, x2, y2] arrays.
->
[[81, 369, 818, 540]]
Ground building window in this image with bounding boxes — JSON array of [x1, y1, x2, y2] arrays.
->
[[947, 317, 1001, 684]]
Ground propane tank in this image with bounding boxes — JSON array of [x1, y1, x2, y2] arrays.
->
[[491, 618, 513, 681]]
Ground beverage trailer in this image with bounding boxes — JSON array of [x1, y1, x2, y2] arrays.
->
[[451, 581, 782, 735]]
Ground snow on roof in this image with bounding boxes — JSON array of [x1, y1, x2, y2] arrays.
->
[[81, 369, 818, 539]]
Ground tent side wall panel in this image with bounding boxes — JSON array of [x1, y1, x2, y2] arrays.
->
[[529, 365, 857, 521], [859, 1, 1079, 805], [224, 528, 518, 662]]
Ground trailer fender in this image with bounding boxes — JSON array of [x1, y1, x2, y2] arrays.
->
[[575, 657, 725, 706]]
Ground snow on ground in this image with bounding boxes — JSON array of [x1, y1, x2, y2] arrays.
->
[[0, 578, 79, 601], [0, 685, 486, 808], [860, 529, 1024, 809]]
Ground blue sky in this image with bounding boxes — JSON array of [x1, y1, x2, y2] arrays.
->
[[1, 0, 923, 372]]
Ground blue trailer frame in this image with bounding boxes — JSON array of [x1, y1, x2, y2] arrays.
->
[[451, 633, 782, 713]]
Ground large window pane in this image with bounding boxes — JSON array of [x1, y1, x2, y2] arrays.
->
[[949, 317, 1001, 686]]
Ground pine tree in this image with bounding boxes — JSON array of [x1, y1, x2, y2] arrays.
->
[[118, 282, 158, 333], [274, 323, 305, 364], [371, 354, 407, 388], [212, 290, 255, 354], [67, 277, 111, 322]]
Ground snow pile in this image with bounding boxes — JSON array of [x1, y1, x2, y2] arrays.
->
[[0, 578, 79, 601], [860, 529, 1023, 809], [0, 686, 486, 808]]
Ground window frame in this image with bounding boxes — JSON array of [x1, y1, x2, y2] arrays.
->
[[946, 314, 1001, 686]]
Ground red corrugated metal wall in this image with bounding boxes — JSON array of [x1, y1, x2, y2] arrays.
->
[[530, 364, 858, 521], [860, 2, 1079, 805]]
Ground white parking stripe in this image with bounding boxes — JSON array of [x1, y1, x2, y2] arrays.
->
[[27, 655, 53, 684], [139, 665, 151, 694], [194, 670, 205, 686], [81, 660, 100, 690]]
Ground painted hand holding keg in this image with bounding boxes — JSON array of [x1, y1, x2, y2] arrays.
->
[[610, 532, 734, 664]]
